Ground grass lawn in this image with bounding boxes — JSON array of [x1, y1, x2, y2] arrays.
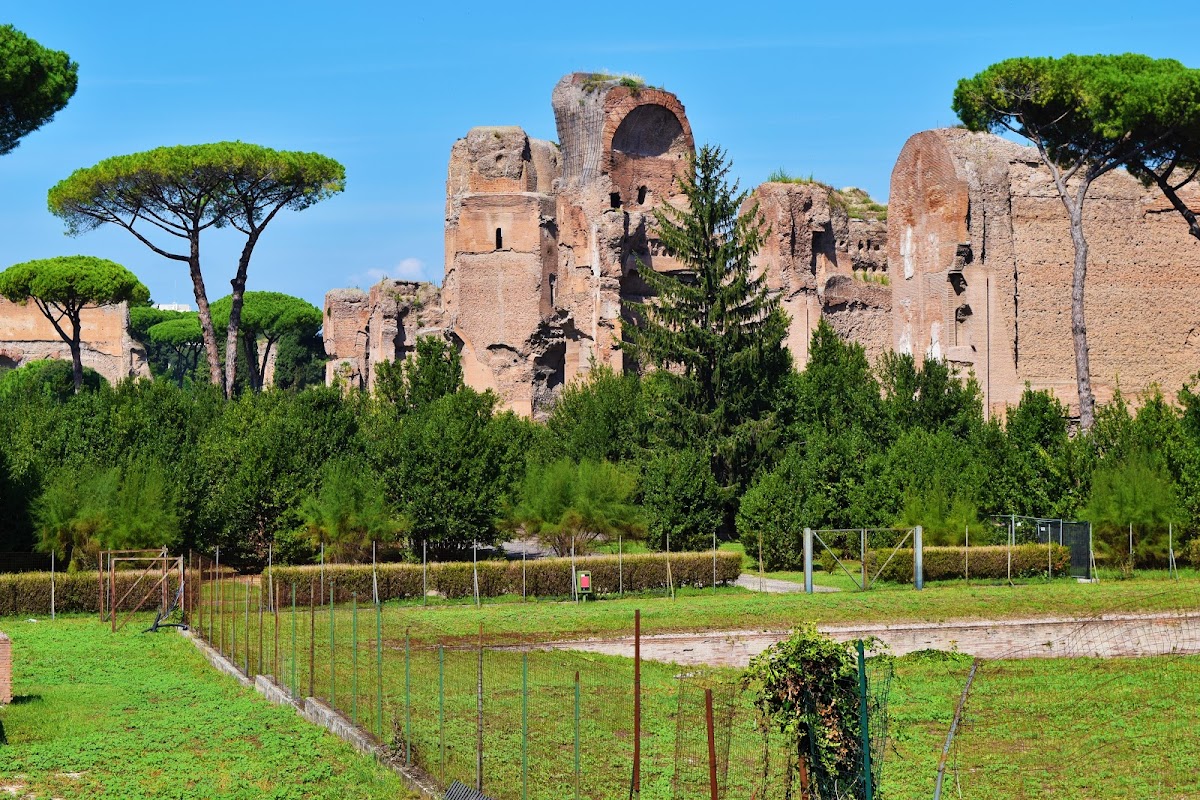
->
[[0, 615, 418, 800]]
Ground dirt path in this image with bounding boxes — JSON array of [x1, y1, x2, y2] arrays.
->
[[543, 612, 1200, 667], [734, 574, 839, 593]]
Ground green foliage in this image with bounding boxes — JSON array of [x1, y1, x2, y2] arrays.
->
[[0, 359, 104, 400], [372, 388, 515, 557], [743, 626, 872, 799], [374, 336, 463, 412], [300, 456, 406, 563], [640, 447, 722, 552], [543, 364, 645, 463], [791, 320, 882, 440], [872, 544, 1070, 582], [510, 458, 642, 556], [878, 352, 981, 440], [1083, 449, 1181, 573], [766, 168, 822, 185], [0, 24, 78, 155], [33, 459, 180, 569], [623, 145, 792, 519]]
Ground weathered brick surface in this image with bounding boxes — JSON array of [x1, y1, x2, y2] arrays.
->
[[0, 630, 12, 705], [0, 299, 149, 383], [890, 128, 1200, 418]]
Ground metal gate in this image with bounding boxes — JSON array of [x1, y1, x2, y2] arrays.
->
[[991, 516, 1092, 579]]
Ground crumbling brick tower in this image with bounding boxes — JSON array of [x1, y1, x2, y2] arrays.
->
[[442, 74, 694, 417]]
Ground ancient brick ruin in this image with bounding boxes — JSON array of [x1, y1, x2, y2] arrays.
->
[[0, 630, 11, 705], [0, 299, 149, 384], [891, 128, 1200, 419], [318, 73, 1200, 419]]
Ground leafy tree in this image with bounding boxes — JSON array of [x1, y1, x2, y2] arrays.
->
[[148, 315, 205, 385], [0, 25, 78, 155], [373, 388, 513, 558], [48, 143, 345, 395], [509, 458, 642, 556], [543, 364, 646, 463], [211, 291, 322, 391], [743, 627, 879, 799], [130, 306, 187, 379], [954, 55, 1199, 429], [792, 320, 883, 442], [878, 352, 982, 440], [0, 256, 149, 391], [622, 144, 791, 524], [0, 358, 103, 400], [1083, 449, 1181, 574], [272, 330, 327, 391], [375, 335, 463, 411], [640, 447, 722, 552], [301, 456, 405, 563], [34, 459, 180, 570]]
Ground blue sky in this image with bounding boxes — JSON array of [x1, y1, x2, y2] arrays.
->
[[2, 2, 1196, 312]]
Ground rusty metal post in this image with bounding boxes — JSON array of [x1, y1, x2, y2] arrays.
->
[[244, 577, 251, 676], [274, 583, 281, 679], [705, 688, 718, 800], [633, 608, 641, 796], [308, 577, 316, 697], [258, 580, 264, 676], [476, 622, 484, 793]]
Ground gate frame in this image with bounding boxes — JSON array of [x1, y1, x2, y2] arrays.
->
[[98, 547, 185, 631], [803, 526, 924, 592]]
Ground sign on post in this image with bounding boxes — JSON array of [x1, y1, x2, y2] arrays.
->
[[576, 571, 592, 599]]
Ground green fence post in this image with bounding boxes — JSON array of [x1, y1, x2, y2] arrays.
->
[[376, 600, 383, 742], [244, 579, 251, 676], [439, 645, 446, 786], [857, 639, 874, 800], [352, 593, 358, 726], [291, 583, 297, 697], [405, 628, 412, 766], [329, 582, 336, 708], [574, 670, 581, 800], [521, 652, 529, 800]]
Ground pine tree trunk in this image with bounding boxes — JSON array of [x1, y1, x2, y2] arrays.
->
[[224, 231, 260, 398], [69, 328, 84, 394], [1067, 202, 1096, 430], [189, 235, 224, 392]]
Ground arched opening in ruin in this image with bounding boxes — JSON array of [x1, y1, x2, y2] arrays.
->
[[611, 104, 686, 157], [637, 186, 648, 205], [610, 192, 622, 209], [495, 228, 503, 249]]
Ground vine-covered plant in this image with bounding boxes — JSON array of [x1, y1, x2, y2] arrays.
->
[[742, 626, 873, 799]]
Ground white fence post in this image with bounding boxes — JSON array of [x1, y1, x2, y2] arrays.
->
[[803, 528, 814, 594], [914, 525, 924, 591]]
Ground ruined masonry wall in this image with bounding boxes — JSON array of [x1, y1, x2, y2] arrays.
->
[[0, 299, 149, 383]]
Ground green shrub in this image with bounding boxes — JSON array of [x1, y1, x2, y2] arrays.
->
[[266, 550, 742, 602], [0, 570, 146, 615], [869, 544, 1069, 583]]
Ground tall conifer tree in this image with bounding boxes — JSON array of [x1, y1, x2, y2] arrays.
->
[[623, 145, 791, 523]]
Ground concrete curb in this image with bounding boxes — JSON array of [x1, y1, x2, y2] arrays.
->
[[180, 628, 442, 798]]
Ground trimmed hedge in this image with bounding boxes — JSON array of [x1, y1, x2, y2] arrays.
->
[[0, 570, 149, 616], [266, 551, 743, 603], [870, 544, 1070, 583]]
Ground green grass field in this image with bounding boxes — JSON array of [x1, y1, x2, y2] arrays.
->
[[0, 615, 417, 800]]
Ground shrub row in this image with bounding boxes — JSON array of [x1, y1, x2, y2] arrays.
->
[[265, 551, 743, 603], [0, 570, 148, 616], [869, 544, 1070, 583]]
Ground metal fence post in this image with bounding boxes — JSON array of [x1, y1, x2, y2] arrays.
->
[[574, 670, 582, 800], [352, 593, 358, 726], [861, 528, 868, 591], [803, 528, 814, 594], [619, 534, 623, 595], [914, 526, 924, 591], [712, 531, 718, 594], [633, 609, 641, 795], [244, 578, 251, 676], [308, 577, 316, 698], [405, 628, 412, 766], [376, 600, 383, 742], [258, 581, 264, 676], [291, 583, 297, 697], [329, 582, 336, 708], [476, 623, 484, 793], [857, 640, 873, 800], [705, 687, 718, 800], [521, 652, 528, 800], [439, 645, 446, 786]]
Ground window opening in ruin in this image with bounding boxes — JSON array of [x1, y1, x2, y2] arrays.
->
[[637, 186, 648, 204], [548, 274, 557, 306], [495, 228, 503, 249], [610, 192, 622, 209]]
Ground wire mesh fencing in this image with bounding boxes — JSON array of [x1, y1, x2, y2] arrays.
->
[[936, 585, 1200, 798], [185, 555, 893, 800]]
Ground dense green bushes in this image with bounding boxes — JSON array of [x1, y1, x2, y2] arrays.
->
[[870, 544, 1070, 583], [267, 551, 742, 602], [0, 569, 146, 616]]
